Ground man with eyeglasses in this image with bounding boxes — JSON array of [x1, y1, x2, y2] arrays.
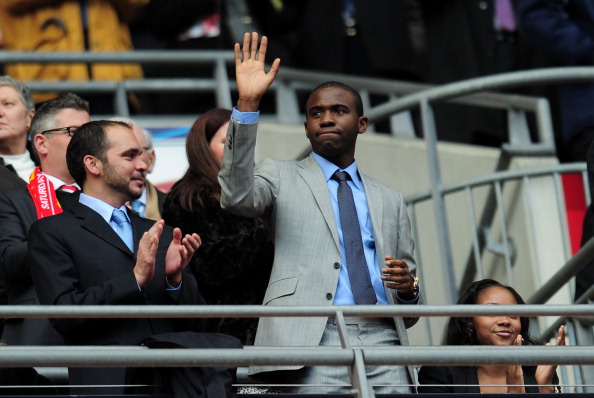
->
[[0, 92, 90, 347]]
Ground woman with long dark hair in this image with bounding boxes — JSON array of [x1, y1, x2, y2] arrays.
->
[[162, 108, 274, 345], [418, 279, 564, 393]]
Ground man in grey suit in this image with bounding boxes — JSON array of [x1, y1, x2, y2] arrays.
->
[[219, 33, 421, 394]]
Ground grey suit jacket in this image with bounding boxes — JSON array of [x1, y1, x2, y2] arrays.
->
[[219, 120, 420, 376]]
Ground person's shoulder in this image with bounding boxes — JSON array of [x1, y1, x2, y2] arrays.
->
[[419, 364, 475, 383], [29, 209, 76, 236], [0, 183, 30, 201], [0, 165, 27, 189], [360, 172, 404, 195]]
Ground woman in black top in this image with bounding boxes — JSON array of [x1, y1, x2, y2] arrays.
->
[[162, 108, 274, 345], [418, 279, 564, 393]]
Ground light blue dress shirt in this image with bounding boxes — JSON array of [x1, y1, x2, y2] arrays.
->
[[79, 193, 130, 232], [311, 153, 388, 305]]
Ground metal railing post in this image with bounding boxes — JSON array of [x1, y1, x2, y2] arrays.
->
[[420, 98, 457, 303]]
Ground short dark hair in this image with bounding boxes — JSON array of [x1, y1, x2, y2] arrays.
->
[[66, 120, 130, 187], [306, 81, 364, 117], [445, 279, 536, 346]]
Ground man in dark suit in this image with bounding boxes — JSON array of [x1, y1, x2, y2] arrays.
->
[[419, 0, 553, 146], [28, 120, 203, 394], [0, 93, 90, 346], [518, 0, 594, 161]]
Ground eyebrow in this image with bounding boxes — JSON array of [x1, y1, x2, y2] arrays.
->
[[122, 147, 141, 156], [308, 104, 350, 112]]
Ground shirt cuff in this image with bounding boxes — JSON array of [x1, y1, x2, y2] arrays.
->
[[396, 290, 421, 304], [232, 107, 259, 124], [166, 277, 182, 291]]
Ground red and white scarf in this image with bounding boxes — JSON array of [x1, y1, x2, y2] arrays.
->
[[27, 167, 64, 219]]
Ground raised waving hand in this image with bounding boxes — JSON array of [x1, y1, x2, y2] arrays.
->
[[235, 32, 281, 112]]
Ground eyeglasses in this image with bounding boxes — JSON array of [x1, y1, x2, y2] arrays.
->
[[40, 126, 78, 137]]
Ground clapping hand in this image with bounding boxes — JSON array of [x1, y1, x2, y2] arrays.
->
[[165, 228, 201, 287], [535, 325, 565, 393], [134, 219, 164, 287]]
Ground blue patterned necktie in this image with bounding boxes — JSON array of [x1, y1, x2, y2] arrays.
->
[[332, 170, 377, 304], [111, 209, 134, 252]]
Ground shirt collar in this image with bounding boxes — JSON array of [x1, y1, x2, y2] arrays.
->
[[79, 193, 130, 224], [43, 172, 81, 191], [311, 152, 363, 190], [137, 185, 147, 205]]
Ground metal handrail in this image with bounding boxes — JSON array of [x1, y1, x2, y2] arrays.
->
[[0, 304, 592, 318], [3, 304, 587, 396], [0, 50, 555, 140], [405, 163, 587, 204], [367, 66, 594, 120], [0, 50, 235, 64], [0, 346, 592, 368]]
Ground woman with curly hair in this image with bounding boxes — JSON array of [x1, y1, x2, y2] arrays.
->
[[162, 108, 274, 345], [418, 279, 564, 393]]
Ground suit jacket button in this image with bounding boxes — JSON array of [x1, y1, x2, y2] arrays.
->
[[333, 262, 340, 269], [326, 293, 333, 300]]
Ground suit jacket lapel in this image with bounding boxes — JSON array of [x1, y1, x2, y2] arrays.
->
[[297, 155, 341, 250], [361, 174, 417, 380], [362, 175, 384, 263], [129, 211, 149, 253], [72, 203, 134, 256]]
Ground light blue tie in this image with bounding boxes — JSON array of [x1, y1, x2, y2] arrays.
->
[[130, 200, 145, 217], [111, 209, 134, 252]]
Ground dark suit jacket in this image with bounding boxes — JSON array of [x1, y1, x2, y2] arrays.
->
[[518, 0, 594, 144], [418, 364, 543, 393], [0, 164, 27, 189], [419, 0, 553, 145], [289, 0, 422, 79], [0, 142, 38, 184], [0, 179, 78, 345], [28, 201, 204, 390], [0, 165, 26, 311]]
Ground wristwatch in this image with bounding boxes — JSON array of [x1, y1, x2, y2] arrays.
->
[[399, 276, 419, 300], [412, 276, 419, 297]]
